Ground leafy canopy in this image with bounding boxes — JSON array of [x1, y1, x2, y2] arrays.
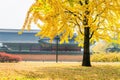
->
[[20, 0, 120, 46]]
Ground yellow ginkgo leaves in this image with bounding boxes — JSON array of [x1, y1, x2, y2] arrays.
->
[[21, 0, 120, 45]]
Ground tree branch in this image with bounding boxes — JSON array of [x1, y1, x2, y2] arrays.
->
[[92, 8, 106, 23], [89, 18, 105, 39], [75, 19, 83, 35], [65, 9, 82, 21], [89, 21, 102, 39]]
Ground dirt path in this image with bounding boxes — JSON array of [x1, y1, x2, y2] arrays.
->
[[16, 54, 83, 62]]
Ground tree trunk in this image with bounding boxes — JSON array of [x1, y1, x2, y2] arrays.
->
[[82, 27, 91, 67]]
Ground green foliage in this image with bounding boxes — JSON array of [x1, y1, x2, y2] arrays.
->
[[91, 53, 120, 62]]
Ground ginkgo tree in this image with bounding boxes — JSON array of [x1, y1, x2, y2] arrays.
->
[[20, 0, 120, 66]]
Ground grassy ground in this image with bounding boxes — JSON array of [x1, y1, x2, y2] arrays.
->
[[0, 62, 120, 80]]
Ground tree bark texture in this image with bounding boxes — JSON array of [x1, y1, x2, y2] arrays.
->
[[82, 27, 91, 67]]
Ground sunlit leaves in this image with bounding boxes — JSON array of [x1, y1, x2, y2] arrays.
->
[[21, 0, 120, 45]]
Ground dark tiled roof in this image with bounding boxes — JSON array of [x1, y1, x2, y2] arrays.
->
[[0, 29, 40, 43]]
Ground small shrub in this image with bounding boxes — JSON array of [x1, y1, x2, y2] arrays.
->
[[0, 52, 22, 62], [91, 53, 120, 62]]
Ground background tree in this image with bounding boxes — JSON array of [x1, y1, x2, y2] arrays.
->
[[20, 0, 120, 66]]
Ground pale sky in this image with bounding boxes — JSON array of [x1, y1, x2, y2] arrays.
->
[[0, 0, 39, 29]]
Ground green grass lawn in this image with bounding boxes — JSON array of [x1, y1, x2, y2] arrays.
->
[[0, 62, 120, 80]]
